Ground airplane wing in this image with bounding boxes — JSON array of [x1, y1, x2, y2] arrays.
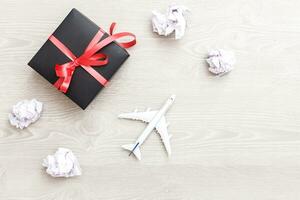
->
[[118, 110, 158, 123], [155, 116, 172, 156]]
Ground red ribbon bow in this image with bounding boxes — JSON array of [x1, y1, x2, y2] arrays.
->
[[49, 23, 136, 93]]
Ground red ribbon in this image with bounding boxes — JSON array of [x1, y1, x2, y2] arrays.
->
[[49, 22, 136, 93]]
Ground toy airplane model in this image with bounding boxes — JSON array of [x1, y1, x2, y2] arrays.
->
[[119, 95, 176, 160]]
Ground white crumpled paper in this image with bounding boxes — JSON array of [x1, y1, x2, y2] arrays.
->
[[42, 148, 81, 178], [8, 99, 43, 129], [152, 3, 189, 39], [206, 49, 236, 75]]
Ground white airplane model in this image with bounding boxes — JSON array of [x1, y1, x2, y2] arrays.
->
[[119, 95, 176, 160]]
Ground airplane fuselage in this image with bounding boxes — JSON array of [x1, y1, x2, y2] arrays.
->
[[133, 95, 175, 148]]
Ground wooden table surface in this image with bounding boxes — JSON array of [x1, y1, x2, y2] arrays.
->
[[1, 0, 300, 199]]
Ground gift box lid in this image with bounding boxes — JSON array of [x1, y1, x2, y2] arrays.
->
[[28, 8, 131, 109]]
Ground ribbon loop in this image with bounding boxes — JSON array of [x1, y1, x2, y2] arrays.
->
[[49, 23, 136, 93]]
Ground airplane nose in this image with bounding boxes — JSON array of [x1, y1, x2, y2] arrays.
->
[[170, 94, 176, 101]]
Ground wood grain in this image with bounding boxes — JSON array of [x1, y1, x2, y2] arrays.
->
[[1, 0, 300, 199]]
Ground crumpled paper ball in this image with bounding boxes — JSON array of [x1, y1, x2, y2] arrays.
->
[[42, 148, 82, 178], [8, 99, 43, 129], [206, 49, 236, 75], [152, 3, 189, 39]]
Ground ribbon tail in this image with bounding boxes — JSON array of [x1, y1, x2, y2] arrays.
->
[[109, 23, 136, 48], [110, 22, 116, 35], [54, 77, 72, 93], [54, 78, 63, 89]]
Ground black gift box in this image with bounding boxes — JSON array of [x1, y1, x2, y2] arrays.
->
[[28, 8, 131, 109]]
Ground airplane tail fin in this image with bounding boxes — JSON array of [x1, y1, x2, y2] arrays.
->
[[122, 144, 142, 160]]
